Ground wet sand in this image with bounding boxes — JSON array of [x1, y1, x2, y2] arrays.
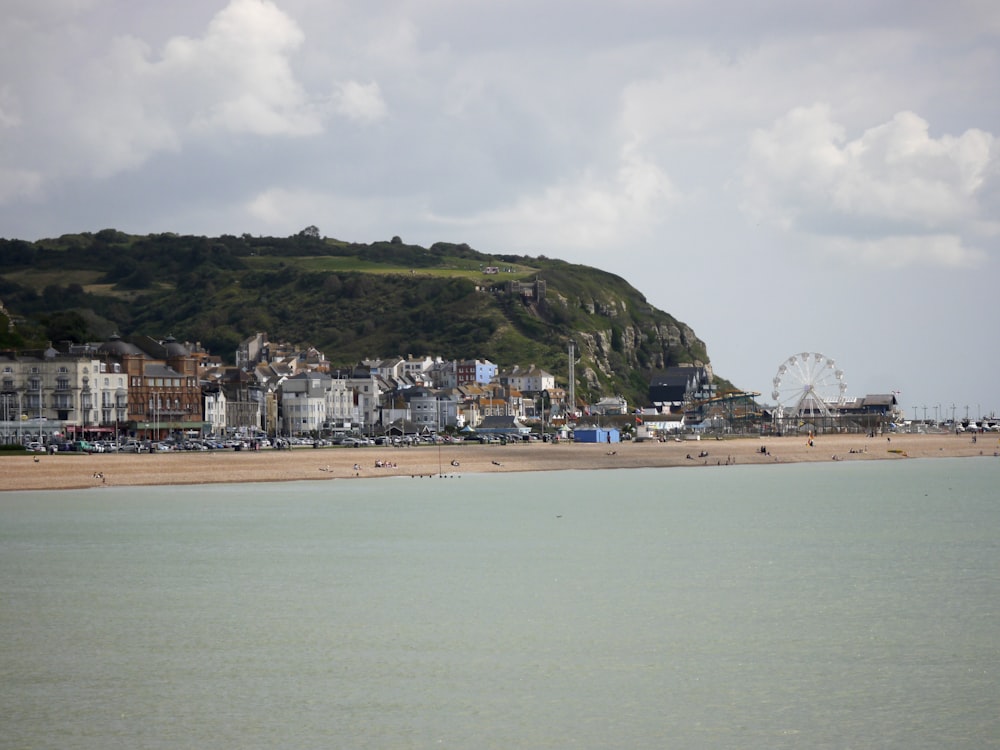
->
[[2, 432, 996, 492]]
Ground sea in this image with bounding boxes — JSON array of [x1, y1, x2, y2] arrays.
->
[[1, 458, 997, 749]]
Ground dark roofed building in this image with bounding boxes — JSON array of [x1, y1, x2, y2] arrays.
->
[[648, 366, 713, 408]]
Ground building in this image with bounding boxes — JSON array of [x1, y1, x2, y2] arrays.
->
[[332, 366, 387, 433], [648, 366, 714, 411], [507, 277, 546, 301], [203, 384, 228, 436], [456, 359, 498, 386], [500, 364, 555, 395], [279, 372, 334, 435], [98, 335, 207, 440], [574, 426, 621, 444], [402, 387, 440, 431], [590, 395, 629, 416], [1, 346, 126, 444], [476, 415, 531, 438], [236, 332, 268, 370]]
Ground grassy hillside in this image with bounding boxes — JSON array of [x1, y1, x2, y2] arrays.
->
[[0, 230, 714, 406]]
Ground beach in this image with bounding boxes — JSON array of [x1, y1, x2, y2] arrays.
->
[[2, 432, 995, 492]]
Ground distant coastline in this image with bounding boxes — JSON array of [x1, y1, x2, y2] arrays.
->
[[2, 433, 996, 493]]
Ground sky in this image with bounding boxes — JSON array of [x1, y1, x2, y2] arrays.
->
[[2, 0, 999, 420]]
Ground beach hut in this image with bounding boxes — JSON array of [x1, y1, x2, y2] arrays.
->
[[573, 427, 621, 444]]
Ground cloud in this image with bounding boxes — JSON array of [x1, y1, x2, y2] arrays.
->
[[163, 0, 321, 137], [331, 81, 387, 123], [426, 145, 679, 257], [742, 104, 998, 267], [0, 0, 330, 203]]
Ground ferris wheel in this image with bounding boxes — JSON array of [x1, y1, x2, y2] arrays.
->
[[771, 352, 846, 419]]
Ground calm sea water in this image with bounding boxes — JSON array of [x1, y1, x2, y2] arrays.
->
[[2, 458, 998, 749]]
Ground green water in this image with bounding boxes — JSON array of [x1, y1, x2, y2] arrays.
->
[[2, 459, 998, 749]]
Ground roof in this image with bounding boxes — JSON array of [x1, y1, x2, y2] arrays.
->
[[162, 335, 190, 358], [650, 366, 708, 387], [98, 334, 145, 357], [478, 415, 527, 429], [863, 394, 898, 406], [143, 362, 183, 378]]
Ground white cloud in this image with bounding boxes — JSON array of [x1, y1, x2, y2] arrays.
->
[[742, 104, 998, 267], [164, 0, 321, 137], [331, 81, 387, 123], [0, 0, 328, 201], [428, 145, 678, 256]]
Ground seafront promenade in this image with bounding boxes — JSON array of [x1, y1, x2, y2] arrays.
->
[[2, 432, 996, 492]]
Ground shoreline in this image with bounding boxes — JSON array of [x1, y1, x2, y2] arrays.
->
[[2, 433, 996, 492]]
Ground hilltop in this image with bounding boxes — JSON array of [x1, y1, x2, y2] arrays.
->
[[0, 229, 721, 406]]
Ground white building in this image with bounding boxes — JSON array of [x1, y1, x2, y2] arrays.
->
[[326, 375, 353, 429], [204, 387, 228, 435], [279, 372, 332, 435], [1, 347, 127, 443], [337, 367, 387, 432], [501, 365, 555, 394]]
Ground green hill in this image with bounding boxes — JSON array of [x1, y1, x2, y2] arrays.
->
[[0, 229, 719, 406]]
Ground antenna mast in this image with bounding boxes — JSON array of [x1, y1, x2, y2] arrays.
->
[[567, 339, 575, 417]]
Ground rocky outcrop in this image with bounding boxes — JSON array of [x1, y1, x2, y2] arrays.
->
[[574, 318, 710, 386]]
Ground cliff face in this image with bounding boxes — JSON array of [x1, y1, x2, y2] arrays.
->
[[539, 278, 710, 395]]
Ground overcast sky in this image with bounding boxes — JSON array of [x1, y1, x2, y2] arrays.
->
[[3, 0, 998, 419]]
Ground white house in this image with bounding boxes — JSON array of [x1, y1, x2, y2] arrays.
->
[[279, 372, 332, 435], [501, 365, 555, 394], [204, 387, 228, 435]]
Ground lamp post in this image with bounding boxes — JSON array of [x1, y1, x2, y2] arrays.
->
[[149, 391, 160, 442], [1, 391, 8, 444], [81, 383, 91, 443], [37, 376, 43, 447]]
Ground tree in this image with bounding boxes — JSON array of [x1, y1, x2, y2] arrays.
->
[[299, 225, 321, 239], [42, 311, 92, 343]]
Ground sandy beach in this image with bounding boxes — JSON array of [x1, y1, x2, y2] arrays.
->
[[2, 432, 996, 492]]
